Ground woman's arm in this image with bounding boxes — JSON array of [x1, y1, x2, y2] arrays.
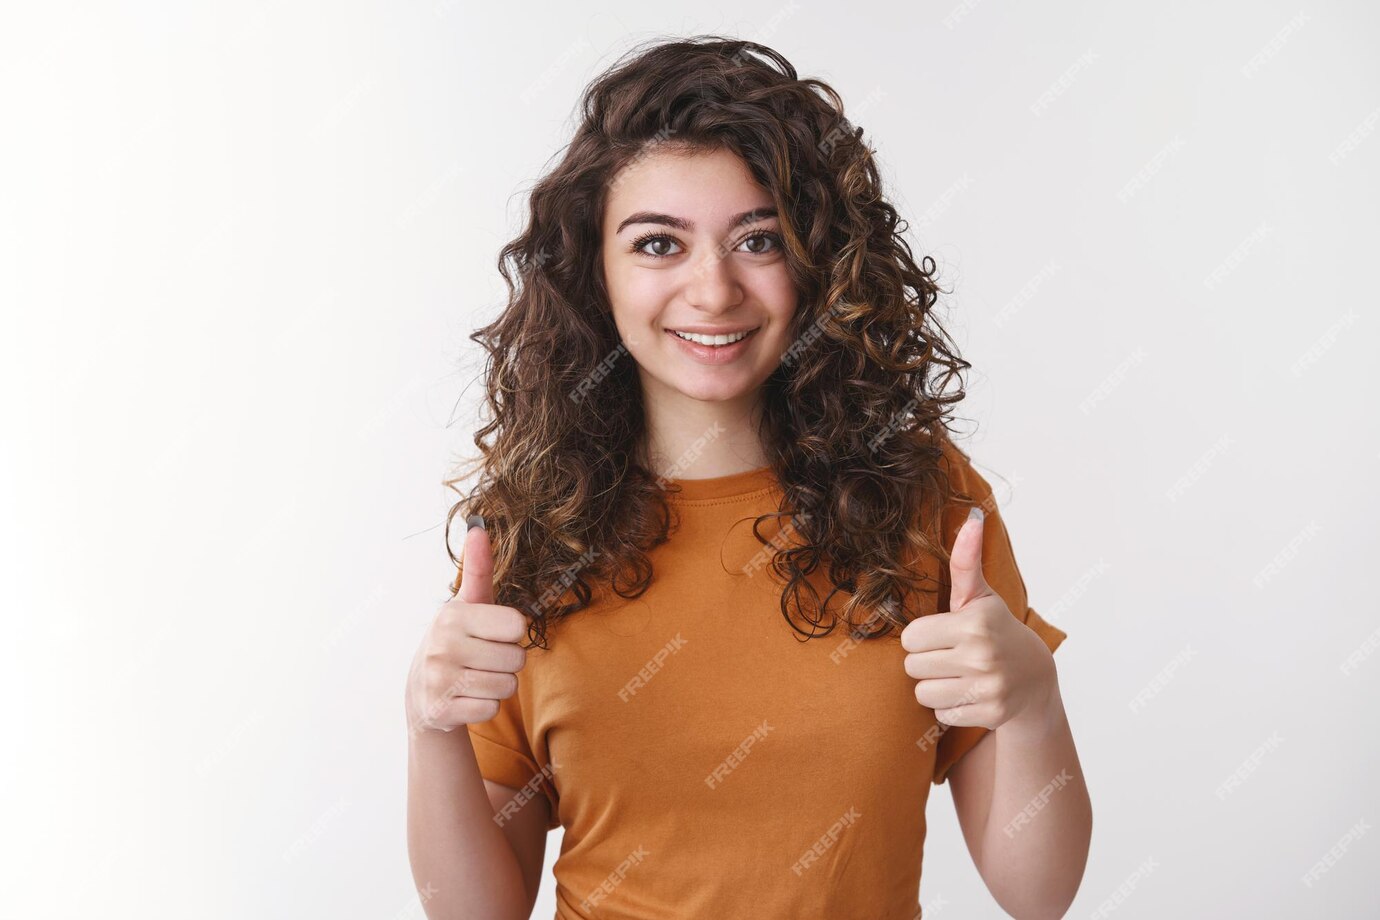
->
[[948, 680, 1092, 920], [406, 719, 540, 920], [405, 519, 547, 918]]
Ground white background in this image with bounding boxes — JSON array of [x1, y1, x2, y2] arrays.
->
[[3, 1, 1378, 917]]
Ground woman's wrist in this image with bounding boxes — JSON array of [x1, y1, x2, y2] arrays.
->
[[997, 679, 1067, 747]]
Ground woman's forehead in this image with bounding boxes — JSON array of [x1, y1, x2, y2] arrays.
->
[[605, 149, 772, 231]]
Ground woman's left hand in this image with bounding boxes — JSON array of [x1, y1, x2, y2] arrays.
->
[[899, 507, 1057, 729]]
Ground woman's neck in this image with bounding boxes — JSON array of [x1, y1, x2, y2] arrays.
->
[[639, 386, 770, 481]]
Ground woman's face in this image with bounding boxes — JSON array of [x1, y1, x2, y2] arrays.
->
[[600, 145, 799, 408]]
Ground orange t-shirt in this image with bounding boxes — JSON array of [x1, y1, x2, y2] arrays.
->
[[464, 438, 1068, 919]]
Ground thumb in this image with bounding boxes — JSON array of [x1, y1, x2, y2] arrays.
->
[[948, 505, 993, 611], [457, 514, 495, 605]]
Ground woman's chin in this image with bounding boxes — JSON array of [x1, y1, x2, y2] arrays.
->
[[667, 375, 755, 404]]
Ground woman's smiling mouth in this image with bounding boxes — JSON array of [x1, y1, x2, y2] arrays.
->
[[665, 326, 761, 363], [670, 328, 756, 346]]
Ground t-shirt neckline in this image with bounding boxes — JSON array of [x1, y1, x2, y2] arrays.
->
[[662, 464, 777, 502]]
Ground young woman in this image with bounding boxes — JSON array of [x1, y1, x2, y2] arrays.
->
[[405, 36, 1091, 920]]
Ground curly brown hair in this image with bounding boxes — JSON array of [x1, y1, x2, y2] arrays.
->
[[442, 35, 985, 648]]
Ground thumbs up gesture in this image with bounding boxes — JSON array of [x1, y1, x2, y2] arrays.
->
[[404, 515, 532, 737], [899, 506, 1056, 729]]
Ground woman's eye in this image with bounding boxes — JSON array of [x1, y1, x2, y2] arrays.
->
[[630, 230, 780, 259], [738, 231, 781, 255], [632, 234, 682, 258]]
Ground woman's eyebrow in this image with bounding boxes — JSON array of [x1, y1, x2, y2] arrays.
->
[[615, 207, 777, 235]]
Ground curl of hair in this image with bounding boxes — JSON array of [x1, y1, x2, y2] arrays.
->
[[442, 35, 984, 649]]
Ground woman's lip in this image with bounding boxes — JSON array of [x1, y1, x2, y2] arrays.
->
[[664, 326, 760, 363], [665, 326, 761, 337]]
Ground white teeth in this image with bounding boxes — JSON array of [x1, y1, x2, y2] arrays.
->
[[672, 329, 753, 346]]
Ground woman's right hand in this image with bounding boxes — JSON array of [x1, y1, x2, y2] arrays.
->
[[405, 516, 530, 735]]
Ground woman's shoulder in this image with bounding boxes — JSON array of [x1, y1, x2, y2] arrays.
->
[[931, 428, 991, 498]]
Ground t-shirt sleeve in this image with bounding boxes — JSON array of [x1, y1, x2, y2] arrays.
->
[[930, 437, 1069, 786], [467, 687, 561, 830]]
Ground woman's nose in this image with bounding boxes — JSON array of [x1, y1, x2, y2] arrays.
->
[[683, 241, 745, 312]]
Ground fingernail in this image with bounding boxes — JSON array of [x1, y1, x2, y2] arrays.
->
[[466, 514, 485, 531], [967, 506, 984, 522]]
